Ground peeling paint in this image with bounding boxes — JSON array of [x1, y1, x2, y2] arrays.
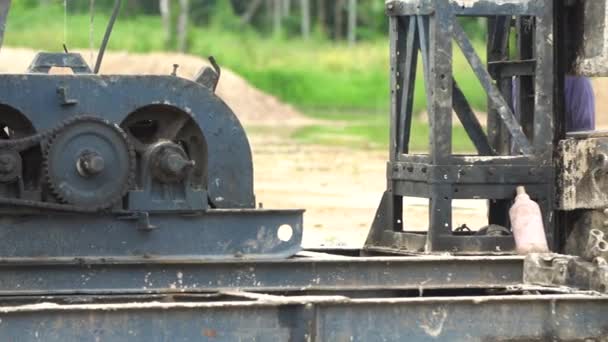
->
[[420, 308, 448, 337]]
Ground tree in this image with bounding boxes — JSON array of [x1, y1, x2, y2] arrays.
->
[[273, 0, 281, 35], [240, 0, 263, 25], [316, 0, 326, 34], [159, 0, 171, 48], [347, 0, 356, 45], [177, 0, 189, 52], [300, 0, 310, 40], [282, 0, 290, 17], [334, 0, 345, 40]]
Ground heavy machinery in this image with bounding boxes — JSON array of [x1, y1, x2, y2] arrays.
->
[[0, 0, 607, 340]]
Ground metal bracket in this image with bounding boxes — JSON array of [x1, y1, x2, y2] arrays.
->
[[118, 212, 157, 231], [524, 253, 608, 293], [27, 52, 92, 74], [56, 86, 78, 106], [194, 56, 221, 92]]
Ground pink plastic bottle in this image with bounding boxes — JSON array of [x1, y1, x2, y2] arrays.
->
[[509, 186, 549, 255]]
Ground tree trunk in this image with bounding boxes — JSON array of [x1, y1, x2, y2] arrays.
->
[[334, 0, 345, 40], [159, 0, 171, 49], [273, 0, 282, 35], [240, 0, 263, 25], [316, 0, 326, 34], [347, 0, 356, 45], [300, 0, 310, 40], [177, 0, 189, 52], [283, 0, 290, 17], [125, 0, 139, 16], [0, 0, 11, 51]]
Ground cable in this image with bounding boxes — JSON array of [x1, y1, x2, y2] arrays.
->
[[94, 0, 121, 74], [89, 0, 95, 67]]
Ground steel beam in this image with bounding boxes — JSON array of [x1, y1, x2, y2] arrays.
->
[[0, 294, 606, 341], [0, 256, 523, 295], [0, 210, 303, 260]]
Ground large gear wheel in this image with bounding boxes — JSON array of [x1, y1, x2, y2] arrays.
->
[[44, 116, 135, 210]]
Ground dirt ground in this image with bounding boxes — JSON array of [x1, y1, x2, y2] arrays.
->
[[249, 125, 491, 247]]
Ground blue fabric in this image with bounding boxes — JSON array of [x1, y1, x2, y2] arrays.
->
[[564, 76, 595, 132], [512, 76, 595, 132]]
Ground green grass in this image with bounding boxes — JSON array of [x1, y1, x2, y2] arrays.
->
[[5, 5, 487, 113], [4, 4, 486, 152], [292, 110, 475, 152]]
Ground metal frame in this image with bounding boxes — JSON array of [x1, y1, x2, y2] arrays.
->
[[365, 0, 556, 254]]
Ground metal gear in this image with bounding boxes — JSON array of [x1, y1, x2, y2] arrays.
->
[[44, 117, 135, 210], [147, 141, 196, 184]]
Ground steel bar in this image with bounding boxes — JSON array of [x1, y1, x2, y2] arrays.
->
[[0, 210, 303, 260], [397, 16, 419, 154], [428, 0, 453, 164], [452, 80, 494, 155], [486, 15, 513, 156], [488, 59, 536, 78], [416, 15, 432, 111], [533, 0, 555, 162], [389, 16, 407, 161], [516, 17, 536, 146], [453, 20, 532, 154], [0, 256, 524, 295], [0, 294, 605, 341]]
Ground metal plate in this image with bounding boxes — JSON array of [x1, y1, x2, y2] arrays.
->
[[0, 210, 303, 260], [0, 255, 522, 295], [0, 294, 606, 341]]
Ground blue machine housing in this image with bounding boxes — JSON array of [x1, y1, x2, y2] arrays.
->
[[0, 52, 303, 260]]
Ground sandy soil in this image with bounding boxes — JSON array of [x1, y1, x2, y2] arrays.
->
[[594, 78, 608, 129], [250, 128, 491, 247]]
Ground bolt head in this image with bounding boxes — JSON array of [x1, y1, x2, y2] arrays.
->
[[0, 154, 16, 173], [77, 152, 105, 176]]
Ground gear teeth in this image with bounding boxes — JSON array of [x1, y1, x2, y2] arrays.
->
[[43, 116, 136, 211]]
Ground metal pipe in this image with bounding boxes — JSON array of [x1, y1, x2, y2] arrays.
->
[[94, 0, 121, 74]]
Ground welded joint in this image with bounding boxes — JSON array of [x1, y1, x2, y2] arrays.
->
[[523, 253, 570, 287], [524, 253, 608, 294]]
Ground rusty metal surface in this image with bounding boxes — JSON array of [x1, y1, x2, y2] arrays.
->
[[369, 0, 557, 254], [524, 253, 608, 294], [0, 255, 522, 295], [557, 138, 608, 210], [564, 210, 608, 257], [0, 209, 303, 260], [0, 293, 606, 341], [569, 0, 608, 76]]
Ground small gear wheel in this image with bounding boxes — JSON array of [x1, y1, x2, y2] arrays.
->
[[44, 117, 135, 210]]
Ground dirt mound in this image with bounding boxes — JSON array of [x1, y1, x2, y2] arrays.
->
[[593, 78, 608, 129], [0, 47, 303, 124]]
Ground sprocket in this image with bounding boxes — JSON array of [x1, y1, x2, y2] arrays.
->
[[44, 116, 135, 210]]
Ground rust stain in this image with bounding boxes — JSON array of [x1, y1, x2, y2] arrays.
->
[[202, 328, 217, 338]]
